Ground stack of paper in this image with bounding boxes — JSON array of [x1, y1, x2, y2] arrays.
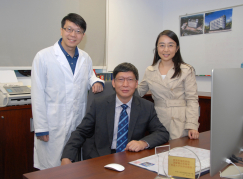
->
[[129, 146, 210, 176]]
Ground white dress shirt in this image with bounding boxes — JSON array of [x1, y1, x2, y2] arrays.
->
[[111, 95, 133, 149]]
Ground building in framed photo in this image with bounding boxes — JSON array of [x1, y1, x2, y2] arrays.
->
[[180, 14, 204, 36], [205, 9, 232, 34], [188, 19, 199, 28], [210, 15, 226, 30]]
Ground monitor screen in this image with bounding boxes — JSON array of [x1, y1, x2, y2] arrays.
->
[[210, 68, 243, 176]]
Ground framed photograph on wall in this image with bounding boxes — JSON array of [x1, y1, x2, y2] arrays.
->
[[204, 8, 233, 34], [180, 14, 204, 36]]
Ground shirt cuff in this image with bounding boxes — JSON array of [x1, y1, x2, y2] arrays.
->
[[140, 140, 150, 149], [36, 132, 49, 137], [92, 81, 104, 88]]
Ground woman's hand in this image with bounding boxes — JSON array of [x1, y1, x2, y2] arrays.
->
[[188, 129, 199, 139]]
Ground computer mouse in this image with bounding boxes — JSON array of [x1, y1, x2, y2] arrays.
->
[[104, 163, 125, 172]]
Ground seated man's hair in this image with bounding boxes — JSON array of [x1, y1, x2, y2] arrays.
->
[[61, 13, 86, 32], [113, 63, 139, 80]]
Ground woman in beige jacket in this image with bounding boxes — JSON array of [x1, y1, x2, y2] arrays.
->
[[138, 30, 199, 140]]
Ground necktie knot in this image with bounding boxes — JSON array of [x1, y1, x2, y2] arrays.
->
[[121, 104, 128, 110]]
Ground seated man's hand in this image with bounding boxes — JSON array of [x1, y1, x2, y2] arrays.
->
[[37, 135, 49, 142], [125, 140, 148, 152], [61, 158, 72, 166], [188, 129, 199, 139], [92, 82, 103, 93]]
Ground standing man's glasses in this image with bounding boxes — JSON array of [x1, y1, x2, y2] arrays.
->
[[63, 27, 83, 34]]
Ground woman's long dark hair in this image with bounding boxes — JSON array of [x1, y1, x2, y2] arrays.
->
[[152, 30, 185, 78]]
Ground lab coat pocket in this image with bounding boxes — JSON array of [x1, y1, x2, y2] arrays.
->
[[47, 104, 66, 131]]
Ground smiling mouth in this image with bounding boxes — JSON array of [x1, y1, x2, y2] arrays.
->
[[122, 90, 129, 93], [68, 39, 76, 42], [163, 54, 170, 57]]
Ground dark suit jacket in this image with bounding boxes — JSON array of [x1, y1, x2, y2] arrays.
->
[[61, 94, 169, 161]]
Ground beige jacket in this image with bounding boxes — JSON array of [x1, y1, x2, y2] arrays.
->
[[138, 60, 199, 139]]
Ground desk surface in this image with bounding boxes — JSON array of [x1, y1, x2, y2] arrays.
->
[[23, 131, 222, 179]]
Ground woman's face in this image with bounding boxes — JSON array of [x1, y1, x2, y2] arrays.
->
[[157, 35, 179, 62]]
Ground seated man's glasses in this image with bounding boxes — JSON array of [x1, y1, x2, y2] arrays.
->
[[115, 77, 136, 84]]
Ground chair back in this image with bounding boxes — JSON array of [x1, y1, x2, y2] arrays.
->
[[85, 81, 115, 114]]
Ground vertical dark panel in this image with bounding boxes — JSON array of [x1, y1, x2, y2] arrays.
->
[[198, 98, 211, 132], [0, 105, 34, 179]]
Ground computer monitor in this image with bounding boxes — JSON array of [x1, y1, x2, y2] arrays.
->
[[210, 68, 243, 176]]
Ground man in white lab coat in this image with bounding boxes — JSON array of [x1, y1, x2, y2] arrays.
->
[[31, 13, 104, 170]]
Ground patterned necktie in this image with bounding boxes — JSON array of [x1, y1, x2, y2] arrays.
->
[[116, 104, 129, 152]]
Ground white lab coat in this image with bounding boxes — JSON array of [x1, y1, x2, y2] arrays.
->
[[31, 41, 104, 170]]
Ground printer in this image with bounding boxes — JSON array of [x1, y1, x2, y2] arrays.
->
[[0, 83, 31, 107], [0, 70, 31, 107]]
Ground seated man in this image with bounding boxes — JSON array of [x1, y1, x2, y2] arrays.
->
[[61, 63, 169, 164]]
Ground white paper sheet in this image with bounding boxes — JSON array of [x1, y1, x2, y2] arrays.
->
[[129, 146, 210, 176], [0, 70, 18, 83]]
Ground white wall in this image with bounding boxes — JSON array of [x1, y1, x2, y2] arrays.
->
[[15, 0, 243, 92], [15, 71, 31, 86], [0, 0, 80, 69], [0, 0, 106, 69], [161, 0, 243, 92], [106, 0, 164, 82], [79, 0, 106, 67]]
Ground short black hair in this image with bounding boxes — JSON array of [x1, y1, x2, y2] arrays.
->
[[61, 13, 86, 32], [113, 63, 139, 80]]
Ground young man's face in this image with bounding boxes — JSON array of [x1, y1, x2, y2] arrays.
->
[[60, 20, 84, 51], [112, 71, 138, 104]]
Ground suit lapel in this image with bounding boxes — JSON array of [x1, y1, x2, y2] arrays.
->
[[127, 96, 140, 141], [106, 94, 116, 146]]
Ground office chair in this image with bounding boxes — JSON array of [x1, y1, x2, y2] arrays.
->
[[78, 81, 139, 161], [85, 81, 115, 114]]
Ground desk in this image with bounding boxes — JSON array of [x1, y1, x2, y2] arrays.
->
[[23, 131, 221, 179]]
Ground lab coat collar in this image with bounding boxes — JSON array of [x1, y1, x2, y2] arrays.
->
[[58, 38, 79, 58], [53, 41, 85, 80], [54, 41, 73, 75]]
